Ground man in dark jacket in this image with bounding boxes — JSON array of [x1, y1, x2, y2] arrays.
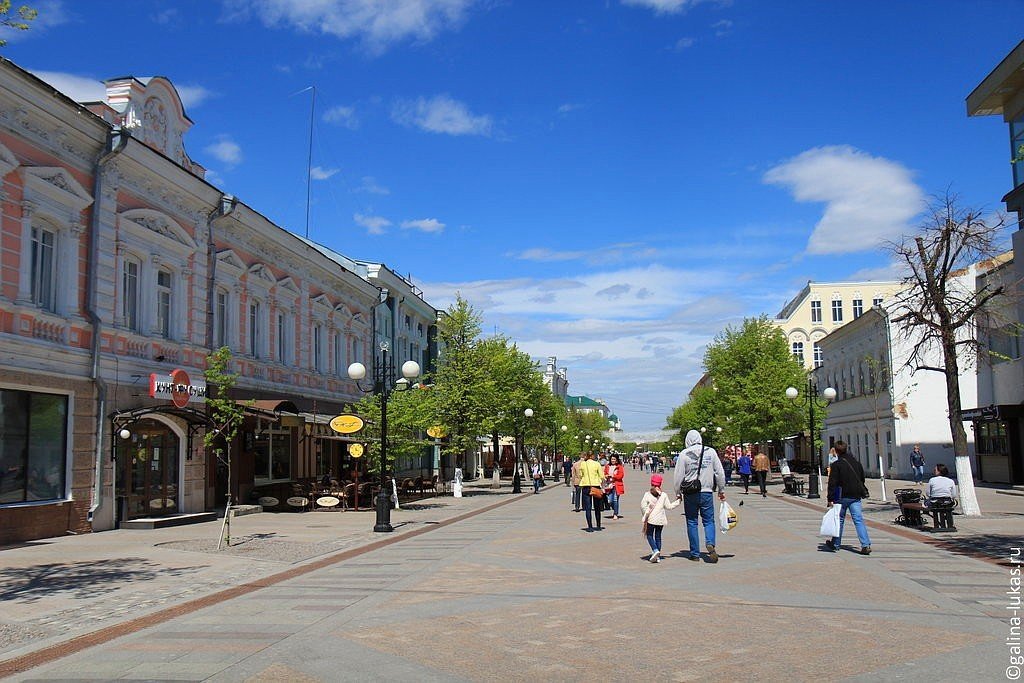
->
[[825, 441, 872, 555]]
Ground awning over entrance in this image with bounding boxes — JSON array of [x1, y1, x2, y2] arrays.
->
[[109, 405, 214, 462]]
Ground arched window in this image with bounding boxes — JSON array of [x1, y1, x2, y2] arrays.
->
[[791, 341, 805, 364]]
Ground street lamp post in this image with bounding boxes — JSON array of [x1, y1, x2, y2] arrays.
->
[[553, 423, 567, 478], [512, 408, 533, 494], [348, 341, 420, 532], [785, 379, 837, 499]]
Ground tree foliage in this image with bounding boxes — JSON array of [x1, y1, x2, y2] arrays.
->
[[886, 194, 1013, 515], [0, 2, 37, 47]]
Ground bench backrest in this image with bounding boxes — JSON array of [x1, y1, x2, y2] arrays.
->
[[894, 488, 921, 503]]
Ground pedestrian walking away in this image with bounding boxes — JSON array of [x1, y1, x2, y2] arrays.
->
[[737, 448, 752, 494], [578, 452, 605, 531], [825, 440, 872, 555], [562, 455, 572, 486], [722, 446, 734, 485], [910, 444, 926, 485], [673, 429, 727, 562], [640, 473, 681, 563], [752, 445, 770, 498], [570, 454, 583, 511], [604, 454, 626, 519]]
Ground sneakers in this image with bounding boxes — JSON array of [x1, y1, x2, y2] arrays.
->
[[861, 546, 872, 556], [687, 555, 700, 562], [649, 550, 660, 563], [706, 544, 719, 563]]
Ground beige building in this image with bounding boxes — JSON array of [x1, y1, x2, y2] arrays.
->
[[773, 281, 902, 369]]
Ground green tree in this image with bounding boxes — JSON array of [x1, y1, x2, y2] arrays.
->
[[0, 2, 37, 47], [203, 347, 251, 549]]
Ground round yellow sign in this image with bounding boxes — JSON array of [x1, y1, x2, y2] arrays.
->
[[330, 414, 364, 435], [426, 426, 446, 439], [348, 443, 364, 458]]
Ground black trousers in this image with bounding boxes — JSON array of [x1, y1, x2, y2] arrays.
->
[[756, 470, 768, 494]]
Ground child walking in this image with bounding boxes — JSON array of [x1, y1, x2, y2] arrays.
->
[[640, 474, 681, 563]]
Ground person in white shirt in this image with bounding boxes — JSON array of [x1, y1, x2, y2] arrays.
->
[[925, 463, 957, 504]]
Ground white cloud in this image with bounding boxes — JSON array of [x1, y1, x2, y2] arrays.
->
[[712, 18, 733, 36], [153, 8, 180, 25], [176, 84, 214, 109], [621, 0, 693, 14], [355, 176, 390, 195], [557, 103, 582, 115], [204, 136, 243, 167], [323, 104, 359, 129], [354, 213, 391, 235], [671, 37, 695, 50], [223, 0, 475, 54], [310, 166, 339, 180], [401, 218, 445, 233], [763, 145, 925, 255], [392, 95, 492, 137], [30, 70, 105, 103]]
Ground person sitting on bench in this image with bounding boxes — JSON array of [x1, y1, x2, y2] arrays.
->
[[925, 464, 957, 506]]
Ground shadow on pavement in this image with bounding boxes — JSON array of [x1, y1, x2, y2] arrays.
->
[[0, 558, 207, 603], [929, 533, 1023, 566]]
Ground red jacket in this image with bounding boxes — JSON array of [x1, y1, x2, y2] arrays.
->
[[604, 463, 625, 495]]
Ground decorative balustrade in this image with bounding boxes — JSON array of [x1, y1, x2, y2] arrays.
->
[[31, 318, 67, 344]]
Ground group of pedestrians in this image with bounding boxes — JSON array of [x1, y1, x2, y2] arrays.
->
[[569, 452, 627, 531]]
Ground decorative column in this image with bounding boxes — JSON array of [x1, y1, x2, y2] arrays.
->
[[15, 201, 35, 305], [58, 218, 84, 318]]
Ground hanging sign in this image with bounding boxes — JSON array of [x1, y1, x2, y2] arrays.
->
[[348, 443, 364, 458], [427, 426, 446, 439], [330, 414, 364, 434], [149, 368, 207, 408]]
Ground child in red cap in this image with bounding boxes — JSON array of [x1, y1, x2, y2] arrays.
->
[[640, 474, 681, 563]]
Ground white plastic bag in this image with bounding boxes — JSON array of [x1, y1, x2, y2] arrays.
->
[[820, 505, 841, 538], [719, 501, 738, 533]]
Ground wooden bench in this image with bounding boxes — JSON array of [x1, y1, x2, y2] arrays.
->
[[782, 474, 806, 496]]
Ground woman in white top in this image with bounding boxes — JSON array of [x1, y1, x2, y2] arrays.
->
[[640, 473, 682, 563], [926, 463, 958, 504]]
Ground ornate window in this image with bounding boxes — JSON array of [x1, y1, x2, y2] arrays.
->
[[214, 288, 228, 349], [156, 268, 172, 338], [29, 225, 56, 311], [791, 341, 805, 364], [831, 298, 843, 323], [313, 324, 324, 372], [249, 300, 262, 358], [277, 312, 291, 366], [333, 332, 346, 376], [810, 300, 822, 323], [122, 257, 140, 332]]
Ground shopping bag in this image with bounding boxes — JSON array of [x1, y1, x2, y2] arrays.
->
[[819, 505, 841, 537], [719, 501, 738, 533]]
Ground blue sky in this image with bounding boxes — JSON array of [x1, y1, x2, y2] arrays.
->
[[6, 0, 1023, 431]]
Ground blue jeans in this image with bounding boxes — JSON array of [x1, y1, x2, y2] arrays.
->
[[645, 524, 663, 553], [683, 492, 716, 557], [532, 477, 541, 493], [832, 497, 871, 548], [912, 465, 924, 483], [606, 489, 620, 516], [582, 488, 603, 529]]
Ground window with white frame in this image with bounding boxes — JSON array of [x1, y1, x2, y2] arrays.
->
[[249, 300, 262, 358], [852, 298, 863, 319], [277, 312, 291, 366], [791, 341, 804, 364], [813, 342, 823, 368], [30, 225, 55, 311], [333, 332, 345, 376], [156, 268, 172, 338], [122, 257, 140, 331], [214, 288, 228, 349], [810, 300, 822, 323], [831, 298, 843, 323], [872, 296, 884, 308], [313, 324, 323, 372]]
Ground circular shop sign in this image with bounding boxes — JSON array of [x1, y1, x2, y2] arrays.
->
[[348, 443, 364, 458], [316, 496, 340, 507], [257, 496, 279, 507], [330, 414, 365, 435]]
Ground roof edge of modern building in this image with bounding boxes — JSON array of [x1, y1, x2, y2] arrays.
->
[[967, 38, 1024, 118]]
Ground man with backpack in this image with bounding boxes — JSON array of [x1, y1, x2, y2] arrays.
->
[[672, 429, 727, 563]]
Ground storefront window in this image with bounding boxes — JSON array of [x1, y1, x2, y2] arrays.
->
[[0, 389, 68, 504], [254, 427, 292, 483], [976, 420, 1009, 455]]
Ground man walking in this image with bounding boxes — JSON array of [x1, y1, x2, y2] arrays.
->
[[909, 444, 925, 485], [673, 429, 727, 563], [825, 440, 872, 555], [570, 454, 583, 511], [752, 445, 770, 498], [562, 455, 572, 486]]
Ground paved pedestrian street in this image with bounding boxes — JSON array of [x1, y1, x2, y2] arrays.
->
[[1, 485, 1018, 682]]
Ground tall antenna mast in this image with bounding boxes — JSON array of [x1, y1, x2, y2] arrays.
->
[[305, 85, 316, 239]]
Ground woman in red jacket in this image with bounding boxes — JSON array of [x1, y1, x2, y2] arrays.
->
[[604, 454, 626, 519]]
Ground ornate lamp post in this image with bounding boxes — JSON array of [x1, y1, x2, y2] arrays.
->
[[347, 341, 420, 532], [512, 407, 533, 493], [700, 425, 723, 448], [552, 423, 567, 477], [785, 379, 837, 499]]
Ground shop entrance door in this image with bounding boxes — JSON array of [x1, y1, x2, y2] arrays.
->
[[118, 419, 180, 519]]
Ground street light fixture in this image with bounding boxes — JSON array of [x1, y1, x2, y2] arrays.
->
[[348, 341, 420, 532], [512, 407, 533, 494], [552, 423, 567, 477], [785, 379, 837, 499]]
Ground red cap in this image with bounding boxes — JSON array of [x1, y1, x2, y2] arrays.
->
[[650, 474, 663, 487]]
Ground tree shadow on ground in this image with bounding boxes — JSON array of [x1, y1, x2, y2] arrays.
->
[[928, 533, 1023, 566], [0, 558, 207, 603]]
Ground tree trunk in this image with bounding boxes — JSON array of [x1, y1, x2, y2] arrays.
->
[[940, 331, 982, 516]]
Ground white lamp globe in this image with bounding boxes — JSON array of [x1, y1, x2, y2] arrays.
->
[[785, 386, 799, 400], [524, 408, 534, 417], [561, 425, 567, 432], [347, 362, 367, 381], [401, 360, 420, 379], [823, 387, 837, 401], [118, 428, 131, 440]]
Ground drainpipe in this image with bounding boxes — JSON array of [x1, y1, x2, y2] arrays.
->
[[87, 127, 129, 523], [205, 194, 238, 350]]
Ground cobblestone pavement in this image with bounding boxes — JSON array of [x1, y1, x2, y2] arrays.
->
[[3, 477, 1019, 682]]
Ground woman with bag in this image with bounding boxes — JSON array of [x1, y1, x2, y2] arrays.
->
[[578, 452, 605, 532], [604, 454, 626, 519], [640, 474, 681, 563], [530, 459, 543, 494]]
